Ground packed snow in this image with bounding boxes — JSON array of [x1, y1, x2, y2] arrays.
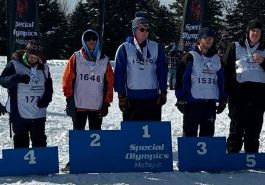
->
[[0, 56, 264, 185]]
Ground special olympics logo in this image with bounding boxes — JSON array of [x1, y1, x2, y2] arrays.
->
[[191, 0, 200, 21], [17, 0, 29, 18]]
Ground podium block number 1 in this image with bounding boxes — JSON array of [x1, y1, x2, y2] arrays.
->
[[142, 125, 151, 138], [24, 150, 37, 165], [197, 142, 207, 155], [90, 133, 101, 147]]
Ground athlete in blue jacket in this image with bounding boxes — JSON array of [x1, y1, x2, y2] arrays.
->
[[114, 11, 168, 121], [175, 27, 227, 137]]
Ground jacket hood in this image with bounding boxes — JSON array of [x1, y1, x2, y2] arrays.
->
[[81, 29, 100, 61]]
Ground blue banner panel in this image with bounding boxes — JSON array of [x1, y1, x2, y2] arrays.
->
[[69, 121, 173, 173], [0, 147, 59, 176]]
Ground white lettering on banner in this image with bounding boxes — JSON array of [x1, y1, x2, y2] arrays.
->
[[185, 24, 200, 31], [15, 21, 34, 28], [129, 144, 164, 152], [134, 161, 163, 169], [182, 32, 199, 40], [13, 29, 38, 38]]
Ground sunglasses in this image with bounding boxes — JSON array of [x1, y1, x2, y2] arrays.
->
[[138, 27, 150, 32], [86, 37, 97, 41]]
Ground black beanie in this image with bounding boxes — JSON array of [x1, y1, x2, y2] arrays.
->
[[83, 31, 98, 42], [247, 19, 263, 31], [25, 40, 42, 55]]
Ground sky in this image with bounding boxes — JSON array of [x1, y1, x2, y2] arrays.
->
[[0, 57, 264, 184]]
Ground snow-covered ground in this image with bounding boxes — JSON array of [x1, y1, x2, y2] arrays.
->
[[0, 56, 264, 185]]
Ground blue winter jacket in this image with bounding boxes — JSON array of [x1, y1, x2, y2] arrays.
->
[[114, 37, 167, 99]]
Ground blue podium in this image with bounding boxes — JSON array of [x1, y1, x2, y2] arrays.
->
[[178, 137, 265, 172], [69, 121, 173, 173], [0, 147, 59, 176]]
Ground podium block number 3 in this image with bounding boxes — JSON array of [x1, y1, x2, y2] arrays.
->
[[197, 142, 207, 155], [246, 155, 256, 168], [142, 125, 151, 138], [24, 150, 37, 164], [90, 133, 101, 147]]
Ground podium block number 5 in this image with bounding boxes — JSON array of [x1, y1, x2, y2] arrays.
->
[[197, 142, 207, 155], [142, 125, 151, 138], [24, 150, 37, 164], [246, 155, 256, 168], [90, 133, 101, 147]]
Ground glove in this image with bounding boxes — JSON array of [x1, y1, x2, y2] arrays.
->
[[16, 74, 30, 84], [99, 103, 110, 117], [37, 78, 53, 108], [156, 93, 167, 106], [37, 97, 50, 108], [118, 94, 129, 112], [0, 103, 6, 115], [175, 99, 187, 114], [66, 97, 76, 117], [216, 102, 226, 114]]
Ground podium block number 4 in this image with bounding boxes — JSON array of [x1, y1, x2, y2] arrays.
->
[[197, 142, 207, 155], [24, 150, 37, 165], [90, 134, 101, 147], [142, 125, 151, 138], [246, 155, 256, 168]]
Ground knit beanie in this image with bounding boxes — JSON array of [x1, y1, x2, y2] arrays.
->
[[198, 27, 215, 40], [25, 40, 42, 55], [132, 11, 149, 34]]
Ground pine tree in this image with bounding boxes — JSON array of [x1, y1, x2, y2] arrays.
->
[[0, 0, 7, 55], [226, 0, 265, 41], [39, 0, 68, 59]]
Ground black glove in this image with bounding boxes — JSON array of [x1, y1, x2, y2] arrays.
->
[[216, 102, 226, 114], [0, 103, 6, 115], [175, 99, 187, 114], [66, 97, 76, 117], [16, 74, 30, 84], [37, 97, 50, 108], [99, 103, 110, 117], [37, 78, 53, 108], [156, 93, 167, 106], [118, 94, 129, 112]]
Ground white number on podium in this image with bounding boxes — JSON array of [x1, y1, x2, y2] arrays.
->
[[24, 150, 37, 164], [197, 142, 207, 155], [90, 133, 101, 147], [142, 125, 151, 138], [246, 155, 256, 168]]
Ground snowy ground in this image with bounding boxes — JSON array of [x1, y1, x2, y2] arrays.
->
[[0, 56, 264, 185]]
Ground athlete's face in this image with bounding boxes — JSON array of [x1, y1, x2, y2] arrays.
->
[[135, 24, 149, 44], [28, 54, 39, 64], [249, 28, 262, 45], [199, 37, 214, 50]]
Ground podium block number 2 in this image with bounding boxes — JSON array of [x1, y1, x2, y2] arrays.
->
[[24, 150, 37, 164], [246, 155, 256, 168], [142, 125, 151, 138], [90, 133, 101, 147], [197, 142, 207, 155]]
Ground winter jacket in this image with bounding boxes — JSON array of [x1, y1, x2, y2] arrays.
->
[[62, 48, 114, 111], [175, 45, 227, 102], [0, 50, 53, 122], [114, 36, 168, 99], [223, 40, 265, 105]]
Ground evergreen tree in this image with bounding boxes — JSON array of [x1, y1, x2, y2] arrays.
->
[[226, 0, 265, 41], [39, 0, 68, 59], [0, 0, 7, 55], [66, 0, 101, 57]]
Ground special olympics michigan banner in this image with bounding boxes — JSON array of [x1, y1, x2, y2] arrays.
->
[[179, 0, 207, 50], [7, 0, 39, 59]]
